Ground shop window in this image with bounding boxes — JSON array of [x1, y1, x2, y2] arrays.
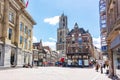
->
[[8, 28, 12, 40], [72, 41, 75, 44]]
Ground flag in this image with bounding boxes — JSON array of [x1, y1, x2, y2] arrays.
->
[[26, 0, 29, 8]]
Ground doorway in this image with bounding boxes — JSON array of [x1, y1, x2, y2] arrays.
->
[[10, 49, 15, 66]]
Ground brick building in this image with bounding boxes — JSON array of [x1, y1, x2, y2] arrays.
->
[[66, 23, 94, 67], [56, 14, 94, 67]]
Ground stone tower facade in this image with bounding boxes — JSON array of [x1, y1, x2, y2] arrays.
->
[[56, 13, 69, 57]]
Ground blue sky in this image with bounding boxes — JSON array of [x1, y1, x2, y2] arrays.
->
[[26, 0, 100, 50]]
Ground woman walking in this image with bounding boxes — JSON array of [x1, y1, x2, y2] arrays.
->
[[95, 62, 100, 72]]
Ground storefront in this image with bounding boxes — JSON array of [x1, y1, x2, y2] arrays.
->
[[67, 53, 89, 67], [110, 34, 120, 77]]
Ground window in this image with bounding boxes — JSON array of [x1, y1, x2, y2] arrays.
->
[[24, 38, 27, 49], [118, 0, 120, 16], [63, 18, 65, 22], [63, 23, 65, 26], [20, 0, 25, 3], [72, 41, 75, 44], [78, 37, 82, 44], [72, 37, 75, 41], [60, 38, 62, 43], [20, 36, 23, 44], [60, 31, 62, 36], [28, 41, 31, 49], [8, 28, 12, 40], [9, 12, 14, 23], [20, 22, 23, 31], [72, 47, 75, 53], [0, 51, 1, 61], [24, 26, 27, 34], [28, 30, 31, 37], [35, 46, 37, 49], [21, 0, 24, 2], [84, 37, 88, 42], [0, 3, 1, 15]]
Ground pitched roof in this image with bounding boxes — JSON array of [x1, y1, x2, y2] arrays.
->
[[68, 28, 87, 35]]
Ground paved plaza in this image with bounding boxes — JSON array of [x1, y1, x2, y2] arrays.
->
[[0, 67, 112, 80]]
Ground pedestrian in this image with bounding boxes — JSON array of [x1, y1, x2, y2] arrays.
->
[[103, 63, 106, 69], [100, 63, 103, 74], [95, 63, 99, 72]]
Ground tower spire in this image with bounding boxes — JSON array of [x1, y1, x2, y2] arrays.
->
[[74, 22, 79, 28]]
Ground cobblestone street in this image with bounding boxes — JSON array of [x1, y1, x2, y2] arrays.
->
[[0, 67, 112, 80]]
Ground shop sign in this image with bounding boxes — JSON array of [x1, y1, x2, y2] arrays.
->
[[111, 35, 120, 49]]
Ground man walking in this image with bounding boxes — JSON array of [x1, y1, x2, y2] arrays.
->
[[100, 63, 103, 74]]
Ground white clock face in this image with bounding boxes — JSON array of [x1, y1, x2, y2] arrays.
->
[[72, 34, 74, 37], [79, 34, 81, 36]]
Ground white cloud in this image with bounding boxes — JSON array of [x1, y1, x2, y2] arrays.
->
[[33, 36, 38, 43], [49, 37, 57, 42], [44, 16, 59, 25], [93, 37, 101, 49], [43, 41, 56, 51]]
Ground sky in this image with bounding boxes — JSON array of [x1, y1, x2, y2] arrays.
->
[[26, 0, 101, 50]]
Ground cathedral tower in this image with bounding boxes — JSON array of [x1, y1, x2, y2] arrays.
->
[[56, 13, 69, 57]]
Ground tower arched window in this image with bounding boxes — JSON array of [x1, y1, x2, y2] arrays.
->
[[60, 31, 62, 36], [60, 38, 62, 43], [63, 23, 65, 26], [63, 18, 65, 22]]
